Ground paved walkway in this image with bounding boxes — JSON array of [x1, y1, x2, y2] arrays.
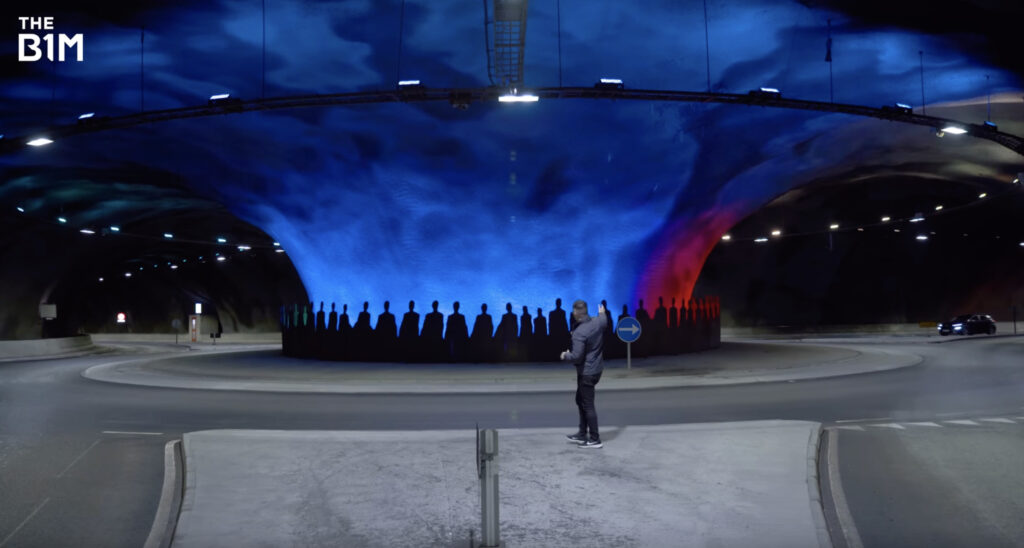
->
[[83, 340, 922, 393], [173, 422, 830, 548]]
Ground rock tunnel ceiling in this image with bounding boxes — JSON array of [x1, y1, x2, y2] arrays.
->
[[1, 0, 1022, 316]]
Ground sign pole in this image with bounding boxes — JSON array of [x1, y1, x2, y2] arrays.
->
[[627, 342, 631, 370]]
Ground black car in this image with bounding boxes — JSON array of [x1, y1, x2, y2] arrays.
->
[[937, 314, 996, 336]]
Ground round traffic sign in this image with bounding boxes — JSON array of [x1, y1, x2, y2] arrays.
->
[[616, 316, 642, 343]]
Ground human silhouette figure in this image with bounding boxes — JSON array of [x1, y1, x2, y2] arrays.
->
[[444, 301, 469, 362], [601, 299, 620, 359], [337, 304, 352, 360], [398, 300, 420, 362], [532, 307, 547, 361], [328, 303, 338, 332], [376, 301, 398, 361], [352, 301, 373, 361], [325, 302, 339, 359], [668, 297, 681, 354], [316, 302, 326, 331], [635, 299, 651, 358], [653, 297, 668, 355], [421, 301, 445, 362], [548, 298, 570, 361], [470, 303, 494, 362], [518, 306, 532, 362], [496, 303, 519, 361]]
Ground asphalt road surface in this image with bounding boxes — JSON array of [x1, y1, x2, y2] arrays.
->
[[1, 336, 1022, 547]]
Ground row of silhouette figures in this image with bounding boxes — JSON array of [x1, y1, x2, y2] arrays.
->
[[281, 296, 720, 363]]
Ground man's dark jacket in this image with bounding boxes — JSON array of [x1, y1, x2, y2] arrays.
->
[[562, 314, 608, 376]]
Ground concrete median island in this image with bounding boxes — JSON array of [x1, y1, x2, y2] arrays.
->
[[171, 421, 829, 548]]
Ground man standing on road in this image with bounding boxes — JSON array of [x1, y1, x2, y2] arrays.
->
[[561, 300, 608, 448]]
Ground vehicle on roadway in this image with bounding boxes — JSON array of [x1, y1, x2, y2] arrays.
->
[[937, 314, 996, 336]]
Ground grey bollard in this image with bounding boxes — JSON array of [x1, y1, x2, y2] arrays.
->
[[478, 429, 501, 547]]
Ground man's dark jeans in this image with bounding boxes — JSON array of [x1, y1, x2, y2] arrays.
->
[[575, 371, 602, 440]]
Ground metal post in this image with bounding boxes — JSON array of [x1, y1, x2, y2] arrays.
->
[[478, 429, 501, 547], [626, 342, 631, 370]]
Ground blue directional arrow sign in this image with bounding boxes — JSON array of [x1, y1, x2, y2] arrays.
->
[[616, 317, 642, 343]]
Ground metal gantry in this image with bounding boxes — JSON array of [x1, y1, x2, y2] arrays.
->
[[2, 86, 1022, 156]]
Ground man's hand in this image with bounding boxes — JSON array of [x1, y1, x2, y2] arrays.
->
[[560, 350, 569, 360], [598, 303, 606, 316]]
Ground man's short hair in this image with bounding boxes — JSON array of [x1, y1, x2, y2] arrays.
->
[[572, 300, 589, 323]]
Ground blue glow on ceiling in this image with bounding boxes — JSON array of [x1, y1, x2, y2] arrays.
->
[[1, 0, 1021, 317]]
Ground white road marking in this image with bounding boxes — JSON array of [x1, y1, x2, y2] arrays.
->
[[978, 418, 1015, 424], [904, 422, 942, 427], [835, 417, 891, 424], [102, 430, 164, 436], [943, 420, 981, 426], [868, 423, 906, 430], [0, 497, 50, 547], [826, 429, 864, 548], [837, 425, 864, 431], [56, 439, 101, 478]]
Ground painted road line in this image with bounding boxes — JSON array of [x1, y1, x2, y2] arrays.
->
[[978, 418, 1016, 424], [0, 498, 50, 547], [826, 429, 864, 548], [867, 423, 906, 430], [835, 417, 891, 424], [56, 439, 101, 478], [904, 422, 942, 427], [102, 430, 164, 436], [836, 425, 864, 431], [943, 420, 981, 426]]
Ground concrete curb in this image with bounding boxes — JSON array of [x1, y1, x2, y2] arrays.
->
[[81, 343, 923, 394], [806, 424, 833, 548], [144, 440, 184, 548]]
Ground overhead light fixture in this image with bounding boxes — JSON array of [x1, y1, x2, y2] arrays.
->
[[881, 216, 891, 222], [895, 102, 912, 110], [397, 80, 421, 86], [275, 249, 285, 253], [110, 226, 120, 232], [721, 234, 732, 241], [829, 223, 839, 230], [216, 256, 226, 262], [16, 206, 25, 213], [209, 93, 231, 101], [894, 229, 901, 233], [909, 216, 924, 223], [978, 192, 987, 198], [57, 217, 67, 223], [916, 235, 928, 241], [170, 265, 178, 270], [237, 245, 251, 251], [79, 229, 95, 234], [217, 237, 227, 243], [78, 112, 95, 120], [754, 237, 769, 243], [600, 78, 624, 85], [273, 242, 281, 247], [934, 205, 943, 211], [498, 89, 539, 103], [125, 272, 132, 278], [98, 277, 104, 282], [163, 233, 173, 239], [1014, 178, 1020, 184], [771, 229, 782, 237], [857, 228, 864, 232], [759, 87, 780, 93], [1019, 242, 1024, 247], [940, 125, 967, 135], [27, 137, 53, 147]]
